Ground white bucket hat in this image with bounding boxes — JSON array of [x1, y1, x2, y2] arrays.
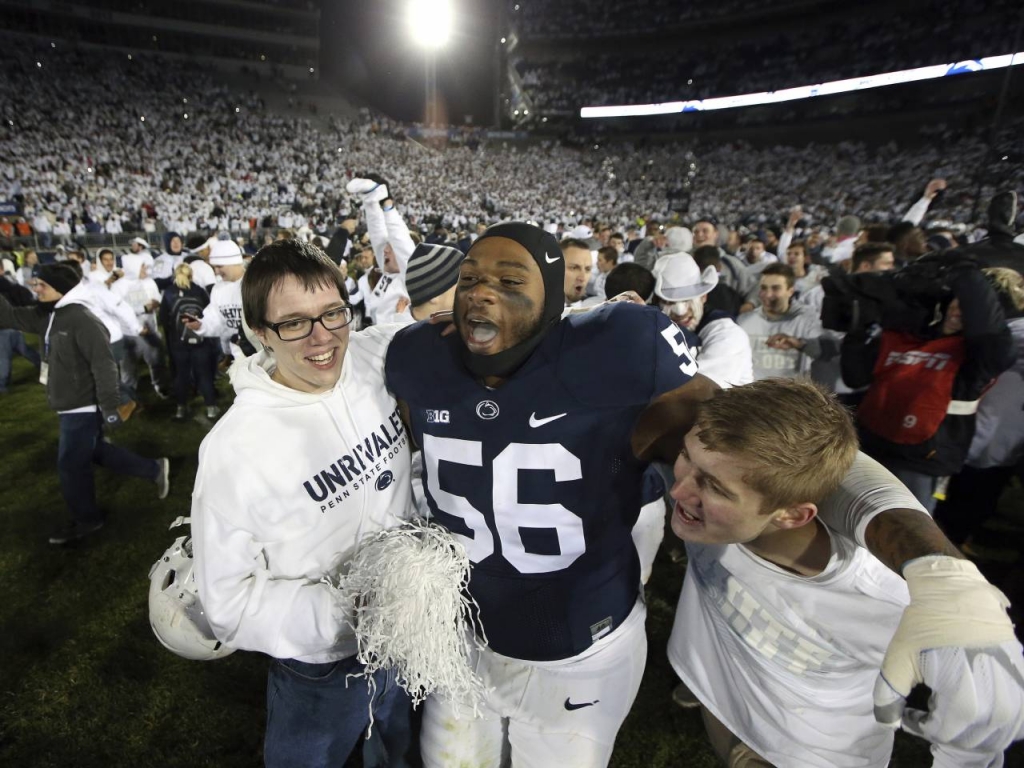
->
[[653, 253, 718, 302]]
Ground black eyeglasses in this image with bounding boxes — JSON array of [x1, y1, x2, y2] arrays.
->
[[265, 306, 354, 341]]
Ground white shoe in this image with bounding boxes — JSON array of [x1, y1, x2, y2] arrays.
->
[[346, 178, 378, 196]]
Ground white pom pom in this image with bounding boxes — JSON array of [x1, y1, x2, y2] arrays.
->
[[334, 519, 489, 717]]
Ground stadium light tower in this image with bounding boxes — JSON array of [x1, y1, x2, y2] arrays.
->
[[407, 0, 453, 50], [407, 0, 453, 127]]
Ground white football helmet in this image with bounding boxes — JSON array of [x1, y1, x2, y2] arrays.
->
[[148, 519, 234, 661]]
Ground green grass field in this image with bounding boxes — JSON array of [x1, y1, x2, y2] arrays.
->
[[1, 347, 1021, 768]]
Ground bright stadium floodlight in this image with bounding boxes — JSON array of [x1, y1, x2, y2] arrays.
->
[[408, 0, 453, 49]]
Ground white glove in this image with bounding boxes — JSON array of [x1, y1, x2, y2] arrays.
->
[[873, 556, 1024, 765]]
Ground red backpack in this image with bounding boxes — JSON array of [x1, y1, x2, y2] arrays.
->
[[858, 331, 970, 445]]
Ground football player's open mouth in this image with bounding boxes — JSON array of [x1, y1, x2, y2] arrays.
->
[[465, 316, 500, 351]]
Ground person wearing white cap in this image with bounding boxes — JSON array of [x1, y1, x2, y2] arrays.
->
[[183, 239, 250, 381], [641, 225, 694, 276], [124, 239, 156, 284], [128, 236, 152, 257], [655, 253, 753, 390], [183, 237, 217, 291]]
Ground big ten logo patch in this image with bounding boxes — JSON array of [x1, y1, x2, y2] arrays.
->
[[425, 409, 450, 424]]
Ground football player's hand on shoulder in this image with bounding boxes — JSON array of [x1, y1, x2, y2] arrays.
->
[[605, 291, 646, 306], [428, 310, 456, 336]]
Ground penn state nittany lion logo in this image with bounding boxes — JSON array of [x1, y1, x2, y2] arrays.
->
[[475, 400, 500, 420], [375, 470, 395, 492]]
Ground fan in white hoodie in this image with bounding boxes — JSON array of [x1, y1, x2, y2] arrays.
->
[[193, 325, 413, 661], [190, 240, 415, 768]]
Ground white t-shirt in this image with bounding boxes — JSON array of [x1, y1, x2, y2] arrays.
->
[[110, 276, 160, 319], [198, 279, 244, 351], [668, 526, 908, 768]]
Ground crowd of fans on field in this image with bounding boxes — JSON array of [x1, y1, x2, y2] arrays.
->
[[2, 37, 1024, 555]]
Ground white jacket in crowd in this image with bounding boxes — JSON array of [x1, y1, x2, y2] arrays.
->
[[967, 316, 1024, 469], [693, 314, 753, 389]]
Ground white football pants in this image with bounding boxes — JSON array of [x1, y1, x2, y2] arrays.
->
[[421, 599, 648, 768]]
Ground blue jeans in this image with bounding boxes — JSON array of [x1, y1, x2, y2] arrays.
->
[[170, 340, 218, 406], [265, 656, 413, 768], [0, 329, 41, 392], [57, 412, 159, 524]]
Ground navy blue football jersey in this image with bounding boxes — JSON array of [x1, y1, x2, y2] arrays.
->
[[385, 303, 696, 661]]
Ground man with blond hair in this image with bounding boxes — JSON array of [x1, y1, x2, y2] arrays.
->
[[666, 378, 1024, 767]]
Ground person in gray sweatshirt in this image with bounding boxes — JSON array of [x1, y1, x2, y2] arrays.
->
[[0, 263, 169, 544], [737, 263, 825, 381]]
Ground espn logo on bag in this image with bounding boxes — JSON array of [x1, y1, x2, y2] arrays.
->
[[425, 409, 450, 424], [883, 350, 952, 370]]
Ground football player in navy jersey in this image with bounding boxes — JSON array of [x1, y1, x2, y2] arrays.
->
[[384, 222, 1024, 768], [385, 222, 717, 766]]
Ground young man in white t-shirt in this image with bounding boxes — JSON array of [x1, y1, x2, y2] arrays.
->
[[665, 378, 1024, 768]]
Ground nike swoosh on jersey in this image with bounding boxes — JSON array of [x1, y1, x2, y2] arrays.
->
[[529, 412, 567, 428], [545, 254, 560, 263], [564, 698, 599, 711]]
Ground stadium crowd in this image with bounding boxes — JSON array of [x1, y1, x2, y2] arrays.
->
[[1, 27, 1024, 768], [510, 0, 835, 38], [511, 0, 1019, 110]]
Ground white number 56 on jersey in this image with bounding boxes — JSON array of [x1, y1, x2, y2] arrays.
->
[[423, 435, 585, 575], [660, 324, 699, 377]]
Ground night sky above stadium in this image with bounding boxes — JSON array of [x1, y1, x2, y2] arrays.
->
[[323, 0, 499, 125]]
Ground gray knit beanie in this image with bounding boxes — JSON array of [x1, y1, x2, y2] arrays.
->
[[405, 243, 465, 308]]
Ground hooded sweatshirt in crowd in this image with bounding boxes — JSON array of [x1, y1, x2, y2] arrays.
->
[[191, 326, 412, 662], [737, 303, 824, 381], [0, 283, 120, 416]]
